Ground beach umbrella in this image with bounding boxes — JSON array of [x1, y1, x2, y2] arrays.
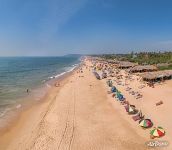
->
[[116, 91, 121, 97], [116, 93, 121, 99], [118, 94, 124, 101], [128, 105, 137, 114], [124, 104, 129, 112], [139, 119, 153, 128], [128, 105, 135, 113], [150, 127, 165, 138], [115, 90, 122, 99], [111, 86, 116, 93], [117, 90, 121, 93]]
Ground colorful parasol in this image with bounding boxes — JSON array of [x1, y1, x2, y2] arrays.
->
[[116, 91, 119, 95], [111, 86, 116, 93], [118, 94, 124, 101], [116, 91, 121, 98], [139, 119, 153, 128], [150, 126, 165, 138]]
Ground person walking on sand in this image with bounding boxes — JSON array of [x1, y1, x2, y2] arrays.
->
[[27, 89, 29, 93], [55, 83, 60, 87]]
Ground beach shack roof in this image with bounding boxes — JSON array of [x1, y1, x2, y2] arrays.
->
[[156, 63, 169, 67], [140, 70, 172, 80], [129, 65, 157, 73], [107, 60, 116, 64], [118, 61, 137, 68]]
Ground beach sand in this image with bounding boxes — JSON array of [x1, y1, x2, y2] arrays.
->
[[0, 60, 168, 150]]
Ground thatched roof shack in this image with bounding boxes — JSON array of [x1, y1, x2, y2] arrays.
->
[[107, 60, 116, 64], [118, 61, 137, 69], [156, 63, 169, 67], [140, 70, 172, 81], [129, 65, 158, 73]]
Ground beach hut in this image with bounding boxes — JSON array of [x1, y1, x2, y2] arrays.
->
[[118, 61, 137, 69], [140, 70, 172, 82]]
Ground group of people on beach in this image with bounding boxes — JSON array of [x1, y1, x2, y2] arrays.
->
[[91, 60, 166, 139]]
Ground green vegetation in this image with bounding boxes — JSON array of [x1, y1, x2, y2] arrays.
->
[[158, 64, 172, 70], [128, 52, 172, 65], [92, 51, 172, 65]]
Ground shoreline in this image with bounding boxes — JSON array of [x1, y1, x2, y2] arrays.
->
[[0, 58, 80, 123], [0, 62, 80, 128], [0, 65, 80, 149], [0, 59, 170, 150]]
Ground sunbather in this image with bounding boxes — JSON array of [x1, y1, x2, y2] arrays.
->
[[136, 94, 143, 99], [156, 100, 163, 106]]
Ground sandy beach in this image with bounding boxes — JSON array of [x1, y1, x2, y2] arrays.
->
[[0, 60, 170, 150], [1, 0, 172, 149]]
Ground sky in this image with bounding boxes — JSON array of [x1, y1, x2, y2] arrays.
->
[[0, 0, 172, 56]]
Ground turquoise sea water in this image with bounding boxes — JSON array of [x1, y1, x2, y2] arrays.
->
[[0, 56, 80, 117]]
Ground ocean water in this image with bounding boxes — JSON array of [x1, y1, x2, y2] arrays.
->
[[0, 56, 80, 118]]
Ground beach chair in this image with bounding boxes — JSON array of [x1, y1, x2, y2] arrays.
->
[[129, 91, 135, 95], [120, 100, 129, 105], [124, 104, 129, 112], [126, 87, 131, 91], [136, 94, 143, 99], [124, 104, 135, 112], [107, 91, 112, 94], [132, 111, 144, 121], [138, 85, 145, 89]]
